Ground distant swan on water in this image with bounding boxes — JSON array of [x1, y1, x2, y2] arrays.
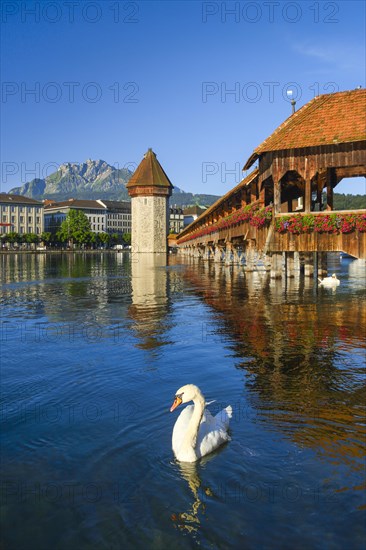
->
[[318, 273, 340, 287], [170, 384, 232, 463]]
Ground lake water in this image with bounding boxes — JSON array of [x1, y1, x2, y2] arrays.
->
[[1, 252, 365, 549]]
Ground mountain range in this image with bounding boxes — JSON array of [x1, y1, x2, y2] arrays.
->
[[9, 159, 220, 207]]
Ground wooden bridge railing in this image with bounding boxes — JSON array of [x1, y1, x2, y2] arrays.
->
[[177, 209, 366, 259]]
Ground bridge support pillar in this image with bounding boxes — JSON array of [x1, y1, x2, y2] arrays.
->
[[304, 252, 315, 277], [263, 253, 272, 271], [270, 252, 283, 278], [244, 240, 255, 272], [285, 252, 295, 277], [225, 242, 234, 265], [232, 245, 242, 265], [214, 245, 223, 263], [317, 252, 328, 277]]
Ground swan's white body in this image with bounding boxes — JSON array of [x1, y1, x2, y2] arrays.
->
[[170, 384, 232, 462], [318, 273, 340, 287]]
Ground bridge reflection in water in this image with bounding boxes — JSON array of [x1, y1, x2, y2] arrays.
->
[[170, 255, 366, 493]]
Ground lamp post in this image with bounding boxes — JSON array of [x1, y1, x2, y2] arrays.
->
[[286, 89, 296, 114]]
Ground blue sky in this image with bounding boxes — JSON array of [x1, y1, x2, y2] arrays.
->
[[1, 0, 365, 196]]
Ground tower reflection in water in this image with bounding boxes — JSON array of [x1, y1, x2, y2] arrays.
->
[[129, 253, 170, 351]]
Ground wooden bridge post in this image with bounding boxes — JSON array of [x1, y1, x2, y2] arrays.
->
[[304, 252, 315, 277], [317, 252, 328, 277], [294, 252, 300, 273], [225, 242, 233, 265], [270, 252, 283, 278], [273, 177, 281, 214], [214, 245, 222, 263], [326, 168, 336, 210], [232, 245, 242, 265], [244, 240, 255, 271], [285, 252, 295, 277], [304, 177, 312, 213]]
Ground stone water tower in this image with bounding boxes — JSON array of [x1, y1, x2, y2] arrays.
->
[[126, 149, 173, 254]]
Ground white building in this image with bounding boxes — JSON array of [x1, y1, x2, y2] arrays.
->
[[44, 198, 132, 235], [169, 206, 184, 234], [0, 193, 44, 235], [96, 200, 131, 234], [44, 199, 107, 234]]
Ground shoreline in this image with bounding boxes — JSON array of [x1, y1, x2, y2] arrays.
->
[[0, 249, 127, 255]]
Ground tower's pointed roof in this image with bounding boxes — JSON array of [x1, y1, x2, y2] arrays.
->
[[126, 149, 174, 190]]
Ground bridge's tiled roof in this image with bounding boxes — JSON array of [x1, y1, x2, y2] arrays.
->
[[244, 89, 366, 169], [126, 148, 173, 189]]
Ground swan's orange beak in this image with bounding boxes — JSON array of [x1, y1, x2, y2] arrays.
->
[[170, 396, 182, 412]]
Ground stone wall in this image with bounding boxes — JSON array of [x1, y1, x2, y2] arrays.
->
[[131, 195, 168, 253]]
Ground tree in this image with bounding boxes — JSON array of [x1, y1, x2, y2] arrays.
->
[[98, 232, 111, 247], [58, 210, 92, 247], [122, 232, 131, 245], [24, 233, 40, 249], [40, 232, 52, 246], [6, 232, 20, 247]]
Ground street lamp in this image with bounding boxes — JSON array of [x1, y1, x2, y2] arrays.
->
[[286, 89, 296, 115]]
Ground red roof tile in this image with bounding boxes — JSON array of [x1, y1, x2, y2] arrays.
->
[[244, 89, 366, 169]]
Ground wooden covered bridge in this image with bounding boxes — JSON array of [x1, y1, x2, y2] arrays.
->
[[177, 89, 366, 276]]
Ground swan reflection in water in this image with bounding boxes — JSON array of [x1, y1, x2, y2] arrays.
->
[[171, 450, 226, 534]]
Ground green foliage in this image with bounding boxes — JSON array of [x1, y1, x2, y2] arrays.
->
[[40, 232, 52, 244], [122, 232, 131, 245], [332, 193, 366, 210], [25, 233, 39, 244], [58, 209, 92, 245], [5, 232, 20, 243], [98, 232, 111, 245]]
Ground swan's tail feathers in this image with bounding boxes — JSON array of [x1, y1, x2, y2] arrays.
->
[[318, 278, 323, 284], [215, 405, 232, 430]]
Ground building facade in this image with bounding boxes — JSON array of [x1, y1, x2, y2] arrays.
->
[[96, 200, 131, 234], [0, 193, 44, 235], [126, 149, 173, 254], [44, 199, 132, 235], [169, 206, 184, 234], [182, 205, 207, 227], [44, 199, 107, 233]]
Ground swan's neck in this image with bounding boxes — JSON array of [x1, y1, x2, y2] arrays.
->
[[183, 392, 205, 454]]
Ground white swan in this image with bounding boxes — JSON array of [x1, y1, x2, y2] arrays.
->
[[170, 384, 232, 462], [318, 273, 340, 287]]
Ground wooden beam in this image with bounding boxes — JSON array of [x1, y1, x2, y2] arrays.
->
[[326, 168, 336, 210], [304, 178, 311, 213], [273, 178, 281, 214], [335, 165, 366, 179]]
